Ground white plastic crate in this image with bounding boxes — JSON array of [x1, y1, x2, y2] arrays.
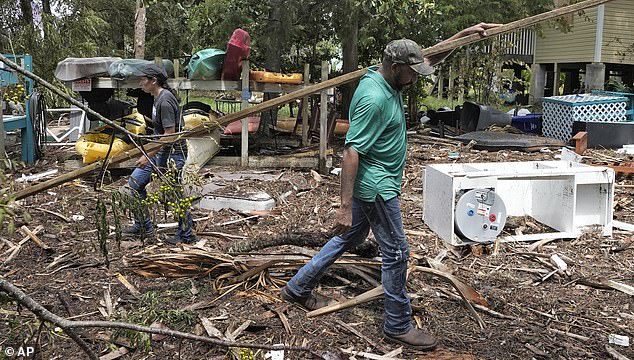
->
[[542, 94, 628, 142], [422, 161, 615, 246]]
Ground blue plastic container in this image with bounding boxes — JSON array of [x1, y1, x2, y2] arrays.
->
[[511, 114, 542, 134]]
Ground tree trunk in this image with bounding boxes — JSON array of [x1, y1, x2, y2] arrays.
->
[[339, 1, 359, 120], [42, 0, 51, 15], [257, 0, 284, 137], [19, 0, 33, 25], [134, 0, 146, 59], [40, 0, 52, 40]]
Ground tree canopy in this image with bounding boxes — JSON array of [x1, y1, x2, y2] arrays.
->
[[1, 0, 555, 111], [1, 0, 555, 72]]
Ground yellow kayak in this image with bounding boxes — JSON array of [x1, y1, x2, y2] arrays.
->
[[75, 132, 133, 164], [75, 112, 147, 164]]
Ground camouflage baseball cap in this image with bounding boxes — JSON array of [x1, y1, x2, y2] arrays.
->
[[384, 39, 434, 76]]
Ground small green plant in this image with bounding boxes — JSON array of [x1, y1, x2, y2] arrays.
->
[[605, 79, 633, 93], [238, 348, 255, 360], [95, 198, 110, 267], [111, 192, 122, 250], [2, 82, 26, 109], [141, 162, 196, 226], [113, 291, 197, 352], [0, 170, 32, 235]]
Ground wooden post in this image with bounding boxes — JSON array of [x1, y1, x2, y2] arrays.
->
[[457, 74, 464, 104], [572, 131, 587, 155], [448, 66, 454, 101], [302, 64, 310, 146], [553, 62, 560, 96], [319, 61, 329, 174], [173, 59, 180, 78], [437, 67, 444, 100], [241, 60, 250, 167]]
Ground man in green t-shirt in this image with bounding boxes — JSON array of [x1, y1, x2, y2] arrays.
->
[[282, 23, 500, 350]]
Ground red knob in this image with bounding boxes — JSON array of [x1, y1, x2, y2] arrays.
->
[[489, 214, 497, 222]]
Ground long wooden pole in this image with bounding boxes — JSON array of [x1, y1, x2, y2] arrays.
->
[[14, 69, 368, 200], [424, 0, 615, 56], [13, 0, 614, 200]]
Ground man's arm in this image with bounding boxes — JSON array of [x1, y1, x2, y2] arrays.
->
[[331, 146, 359, 235], [425, 22, 502, 67], [135, 126, 175, 168]]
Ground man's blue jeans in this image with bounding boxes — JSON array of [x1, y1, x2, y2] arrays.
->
[[128, 150, 194, 241], [286, 195, 412, 336]]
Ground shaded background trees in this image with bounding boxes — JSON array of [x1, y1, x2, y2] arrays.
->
[[1, 0, 553, 111]]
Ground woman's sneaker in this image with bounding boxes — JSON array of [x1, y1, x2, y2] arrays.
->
[[164, 235, 197, 245], [122, 223, 154, 238]]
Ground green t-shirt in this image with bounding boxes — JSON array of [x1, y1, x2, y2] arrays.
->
[[345, 66, 407, 202]]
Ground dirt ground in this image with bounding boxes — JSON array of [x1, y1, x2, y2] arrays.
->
[[1, 133, 634, 360]]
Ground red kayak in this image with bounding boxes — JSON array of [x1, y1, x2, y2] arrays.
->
[[221, 29, 251, 81]]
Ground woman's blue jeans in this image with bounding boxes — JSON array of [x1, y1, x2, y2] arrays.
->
[[128, 150, 194, 241], [286, 195, 412, 336]]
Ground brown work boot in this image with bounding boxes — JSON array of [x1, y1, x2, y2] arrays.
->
[[280, 286, 335, 311], [384, 327, 438, 351]]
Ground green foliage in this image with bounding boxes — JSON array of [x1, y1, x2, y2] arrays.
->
[[1, 0, 557, 112], [141, 160, 194, 224], [0, 167, 32, 235], [420, 96, 458, 112], [96, 198, 110, 267], [2, 82, 26, 108], [111, 192, 122, 250], [605, 79, 633, 93], [113, 290, 197, 351], [237, 348, 255, 360]]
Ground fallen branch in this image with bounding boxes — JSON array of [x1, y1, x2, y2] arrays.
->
[[226, 232, 326, 253], [34, 207, 71, 222], [0, 278, 325, 359], [335, 319, 386, 353], [115, 273, 141, 298], [306, 265, 488, 329], [2, 226, 44, 264], [307, 286, 384, 318], [19, 225, 51, 251], [339, 347, 401, 360], [548, 328, 590, 342], [578, 278, 634, 296], [605, 345, 630, 360], [438, 288, 517, 320], [413, 266, 486, 329], [527, 237, 563, 252]]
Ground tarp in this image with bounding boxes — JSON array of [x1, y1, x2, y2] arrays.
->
[[108, 59, 174, 79], [187, 49, 225, 80], [55, 57, 121, 81]]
